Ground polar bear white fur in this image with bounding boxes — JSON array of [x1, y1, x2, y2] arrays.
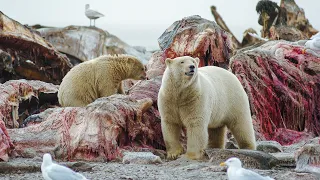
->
[[58, 54, 146, 107], [157, 56, 256, 160]]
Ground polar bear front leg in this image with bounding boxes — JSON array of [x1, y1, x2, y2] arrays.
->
[[185, 123, 208, 160], [161, 121, 184, 160]]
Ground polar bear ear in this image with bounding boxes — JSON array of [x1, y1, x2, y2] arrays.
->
[[165, 58, 173, 66], [194, 57, 200, 66]]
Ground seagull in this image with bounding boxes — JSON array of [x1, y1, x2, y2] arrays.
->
[[303, 32, 320, 56], [305, 38, 320, 51], [41, 153, 88, 180], [85, 4, 104, 27], [310, 32, 320, 40], [220, 157, 274, 180]]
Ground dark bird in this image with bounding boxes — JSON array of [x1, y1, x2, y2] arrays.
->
[[256, 0, 287, 37]]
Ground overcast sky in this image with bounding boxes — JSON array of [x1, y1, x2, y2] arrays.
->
[[2, 0, 319, 50]]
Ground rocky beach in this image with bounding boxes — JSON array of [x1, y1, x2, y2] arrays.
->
[[1, 0, 320, 179]]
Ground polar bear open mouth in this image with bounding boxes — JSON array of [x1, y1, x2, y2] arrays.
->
[[185, 70, 195, 76]]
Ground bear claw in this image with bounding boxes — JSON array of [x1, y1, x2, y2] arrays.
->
[[166, 147, 184, 160]]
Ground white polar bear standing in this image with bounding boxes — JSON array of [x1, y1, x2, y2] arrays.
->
[[158, 56, 256, 160]]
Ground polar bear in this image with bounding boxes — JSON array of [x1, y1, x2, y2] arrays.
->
[[58, 54, 146, 107], [157, 56, 256, 160]]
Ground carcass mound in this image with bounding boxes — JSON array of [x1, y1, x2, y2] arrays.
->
[[0, 11, 73, 84], [0, 119, 14, 161], [8, 78, 164, 162], [158, 15, 234, 69], [146, 15, 235, 79], [230, 40, 320, 145], [0, 79, 59, 129], [39, 26, 152, 64]]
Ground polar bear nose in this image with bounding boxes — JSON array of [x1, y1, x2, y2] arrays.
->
[[189, 65, 195, 70]]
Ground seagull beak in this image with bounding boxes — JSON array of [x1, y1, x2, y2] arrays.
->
[[220, 162, 226, 166], [302, 49, 306, 54]]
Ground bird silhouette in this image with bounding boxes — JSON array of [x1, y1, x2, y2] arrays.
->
[[85, 4, 104, 27]]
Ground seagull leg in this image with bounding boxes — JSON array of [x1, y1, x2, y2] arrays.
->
[[94, 19, 96, 27], [89, 19, 91, 27]]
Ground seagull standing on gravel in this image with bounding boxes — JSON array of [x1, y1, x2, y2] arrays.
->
[[85, 4, 104, 27], [220, 157, 274, 180], [41, 153, 88, 180]]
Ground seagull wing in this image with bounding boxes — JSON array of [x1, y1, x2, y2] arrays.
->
[[312, 38, 320, 50], [310, 32, 320, 40], [85, 9, 104, 18], [46, 163, 87, 180], [237, 168, 274, 180]]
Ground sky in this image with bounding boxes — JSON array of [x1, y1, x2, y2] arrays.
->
[[2, 0, 319, 51]]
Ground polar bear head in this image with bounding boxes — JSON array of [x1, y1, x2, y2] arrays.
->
[[164, 56, 200, 83], [124, 56, 147, 80]]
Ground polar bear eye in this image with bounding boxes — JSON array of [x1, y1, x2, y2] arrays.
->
[[181, 61, 184, 64]]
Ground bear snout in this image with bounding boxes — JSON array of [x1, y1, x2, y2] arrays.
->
[[140, 75, 147, 80], [140, 71, 147, 80], [185, 64, 196, 76], [189, 65, 195, 70]]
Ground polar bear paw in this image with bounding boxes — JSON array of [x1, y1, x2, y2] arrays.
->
[[166, 146, 184, 160], [183, 150, 205, 160]]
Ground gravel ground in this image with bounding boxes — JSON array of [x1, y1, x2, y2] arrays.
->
[[0, 157, 317, 180]]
